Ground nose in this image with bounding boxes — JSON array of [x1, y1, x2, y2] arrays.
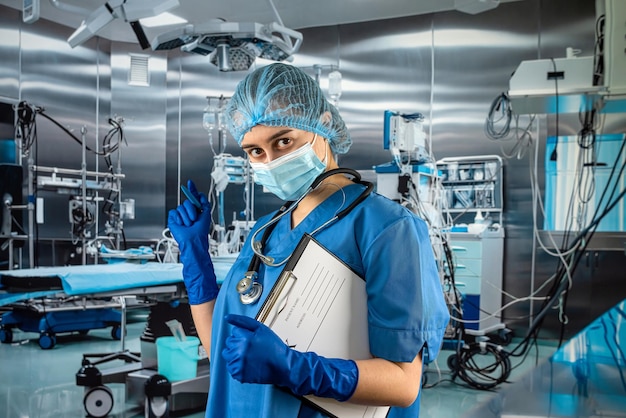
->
[[263, 149, 282, 163]]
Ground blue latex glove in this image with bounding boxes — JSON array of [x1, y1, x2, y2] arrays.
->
[[167, 180, 218, 305], [222, 314, 359, 402]]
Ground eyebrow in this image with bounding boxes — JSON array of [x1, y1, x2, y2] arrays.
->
[[241, 128, 294, 149]]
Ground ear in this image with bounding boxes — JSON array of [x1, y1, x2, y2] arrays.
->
[[319, 111, 332, 125]]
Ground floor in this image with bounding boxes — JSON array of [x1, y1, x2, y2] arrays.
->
[[0, 309, 559, 418]]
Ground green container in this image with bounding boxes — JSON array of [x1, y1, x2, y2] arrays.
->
[[156, 336, 200, 381]]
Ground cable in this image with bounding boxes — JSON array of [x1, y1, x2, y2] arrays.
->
[[548, 57, 560, 162], [454, 342, 512, 390], [545, 134, 626, 345], [16, 101, 125, 158], [70, 201, 95, 242], [526, 168, 626, 351], [450, 103, 624, 392], [17, 103, 129, 257], [484, 93, 513, 140], [102, 189, 119, 219], [101, 118, 127, 172], [15, 101, 38, 154], [457, 24, 623, 389], [593, 13, 605, 86], [156, 228, 178, 263]]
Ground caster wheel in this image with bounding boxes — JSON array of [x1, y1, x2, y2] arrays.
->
[[84, 385, 114, 418], [146, 396, 169, 418], [145, 374, 171, 418], [111, 325, 121, 340], [499, 329, 513, 345], [0, 327, 13, 344], [490, 329, 514, 346], [39, 332, 56, 350], [447, 353, 458, 372]]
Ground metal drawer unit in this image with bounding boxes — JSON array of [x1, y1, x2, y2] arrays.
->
[[450, 229, 504, 333]]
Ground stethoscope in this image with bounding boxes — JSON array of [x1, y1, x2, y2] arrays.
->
[[236, 168, 374, 304]]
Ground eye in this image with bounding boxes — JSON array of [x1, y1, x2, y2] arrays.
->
[[275, 137, 293, 150], [246, 147, 264, 159]]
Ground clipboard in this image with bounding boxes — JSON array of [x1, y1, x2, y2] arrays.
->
[[256, 233, 390, 418]]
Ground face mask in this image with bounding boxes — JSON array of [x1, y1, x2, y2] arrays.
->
[[250, 134, 327, 201]]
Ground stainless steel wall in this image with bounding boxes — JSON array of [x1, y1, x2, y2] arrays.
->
[[1, 9, 171, 264], [0, 8, 21, 102], [2, 0, 614, 337], [109, 43, 168, 240], [0, 8, 113, 264]]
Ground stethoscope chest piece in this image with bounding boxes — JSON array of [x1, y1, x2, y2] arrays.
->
[[237, 271, 263, 305]]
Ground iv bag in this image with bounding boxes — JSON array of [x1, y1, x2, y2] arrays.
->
[[203, 107, 218, 131], [328, 70, 342, 103]]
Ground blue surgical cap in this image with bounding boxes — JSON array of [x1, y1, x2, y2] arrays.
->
[[226, 63, 352, 155]]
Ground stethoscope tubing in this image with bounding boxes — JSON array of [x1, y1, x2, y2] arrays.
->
[[237, 168, 373, 304]]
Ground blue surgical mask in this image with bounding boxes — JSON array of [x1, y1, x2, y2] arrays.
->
[[250, 134, 327, 201]]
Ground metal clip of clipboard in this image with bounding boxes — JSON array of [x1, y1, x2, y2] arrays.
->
[[256, 270, 298, 327]]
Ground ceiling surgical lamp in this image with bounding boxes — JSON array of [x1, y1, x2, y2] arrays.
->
[[66, 0, 180, 49], [150, 0, 302, 72], [151, 19, 303, 72]]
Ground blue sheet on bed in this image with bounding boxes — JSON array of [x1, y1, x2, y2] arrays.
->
[[0, 263, 183, 295], [0, 261, 234, 303]]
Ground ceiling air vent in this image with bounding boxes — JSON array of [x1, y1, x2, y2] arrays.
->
[[129, 54, 150, 86]]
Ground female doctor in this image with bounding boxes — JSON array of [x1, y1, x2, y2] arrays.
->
[[167, 63, 449, 418]]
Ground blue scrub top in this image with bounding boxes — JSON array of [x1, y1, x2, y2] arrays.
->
[[206, 184, 450, 418]]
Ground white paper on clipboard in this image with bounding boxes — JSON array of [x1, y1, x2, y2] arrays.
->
[[256, 234, 389, 418]]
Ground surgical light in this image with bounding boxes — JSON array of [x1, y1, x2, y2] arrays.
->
[[139, 12, 187, 28], [215, 43, 232, 73], [151, 20, 303, 72], [150, 0, 301, 72]]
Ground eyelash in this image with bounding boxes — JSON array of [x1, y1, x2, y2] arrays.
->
[[277, 138, 292, 147], [248, 137, 293, 158], [249, 148, 263, 157]]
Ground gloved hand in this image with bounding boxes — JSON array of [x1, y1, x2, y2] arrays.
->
[[167, 180, 218, 305], [222, 314, 359, 402]]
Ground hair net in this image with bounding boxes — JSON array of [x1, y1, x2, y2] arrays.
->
[[226, 63, 352, 155]]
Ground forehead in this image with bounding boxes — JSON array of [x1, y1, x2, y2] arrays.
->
[[240, 125, 309, 147]]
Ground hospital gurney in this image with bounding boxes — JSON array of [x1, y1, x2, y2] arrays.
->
[[0, 263, 187, 349]]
